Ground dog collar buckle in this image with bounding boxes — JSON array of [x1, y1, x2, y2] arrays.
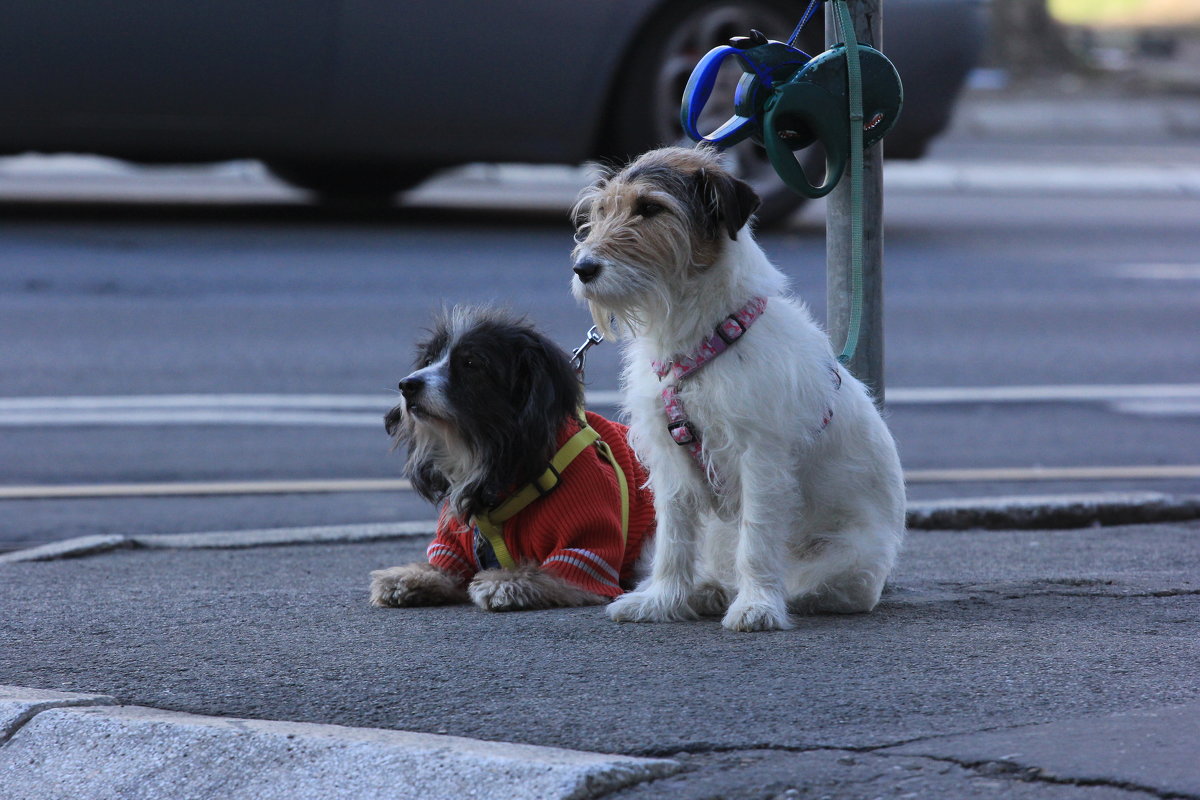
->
[[667, 419, 698, 446], [531, 462, 561, 496], [716, 314, 748, 345]]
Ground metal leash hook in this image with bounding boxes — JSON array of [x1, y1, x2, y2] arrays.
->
[[570, 326, 604, 380]]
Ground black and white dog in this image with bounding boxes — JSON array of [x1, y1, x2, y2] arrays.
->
[[370, 307, 655, 612]]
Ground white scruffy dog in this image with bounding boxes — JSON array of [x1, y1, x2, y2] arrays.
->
[[570, 146, 905, 632]]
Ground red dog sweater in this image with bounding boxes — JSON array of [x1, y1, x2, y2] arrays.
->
[[426, 412, 655, 598]]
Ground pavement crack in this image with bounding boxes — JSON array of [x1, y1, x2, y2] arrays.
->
[[944, 581, 1200, 601], [886, 752, 1197, 800], [624, 742, 829, 759]]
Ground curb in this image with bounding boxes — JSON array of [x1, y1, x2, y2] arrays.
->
[[0, 686, 679, 800], [905, 491, 1200, 531], [4, 493, 1200, 565], [0, 521, 436, 564]]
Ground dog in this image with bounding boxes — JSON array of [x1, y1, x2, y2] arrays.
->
[[570, 146, 905, 632], [370, 307, 655, 612]]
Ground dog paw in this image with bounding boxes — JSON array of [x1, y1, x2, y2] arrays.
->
[[689, 581, 733, 617], [369, 564, 466, 607], [722, 596, 794, 632], [468, 566, 607, 612], [607, 587, 697, 623], [468, 577, 528, 612]]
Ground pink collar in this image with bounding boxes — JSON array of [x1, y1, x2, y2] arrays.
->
[[651, 296, 768, 381]]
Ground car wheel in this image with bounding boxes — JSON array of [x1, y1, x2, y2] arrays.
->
[[266, 161, 434, 203], [604, 0, 823, 228]]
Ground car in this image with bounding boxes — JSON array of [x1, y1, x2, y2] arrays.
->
[[0, 0, 988, 225]]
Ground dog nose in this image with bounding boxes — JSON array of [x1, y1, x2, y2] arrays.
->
[[573, 258, 602, 284], [398, 376, 423, 402]]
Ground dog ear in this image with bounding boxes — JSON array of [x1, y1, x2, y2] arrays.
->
[[696, 167, 761, 240], [515, 335, 582, 449], [407, 460, 449, 506]]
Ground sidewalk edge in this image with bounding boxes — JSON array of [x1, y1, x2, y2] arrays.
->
[[4, 493, 1198, 564], [0, 685, 680, 800], [0, 522, 435, 564], [906, 491, 1200, 530]]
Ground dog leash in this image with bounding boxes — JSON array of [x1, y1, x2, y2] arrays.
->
[[829, 0, 864, 365], [679, 0, 903, 365]]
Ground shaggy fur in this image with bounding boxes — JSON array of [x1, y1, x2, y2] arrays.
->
[[571, 146, 906, 632], [371, 307, 610, 612]]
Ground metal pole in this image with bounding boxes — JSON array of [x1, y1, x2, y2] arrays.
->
[[825, 0, 886, 406]]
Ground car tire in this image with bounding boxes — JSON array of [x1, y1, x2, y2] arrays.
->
[[266, 161, 434, 203], [603, 0, 825, 229]]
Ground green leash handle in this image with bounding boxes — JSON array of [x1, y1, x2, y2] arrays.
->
[[832, 0, 865, 366], [762, 80, 849, 198]]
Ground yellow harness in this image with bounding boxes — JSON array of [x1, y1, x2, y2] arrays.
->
[[470, 411, 630, 570]]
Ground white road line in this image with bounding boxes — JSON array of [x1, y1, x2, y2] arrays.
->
[[885, 384, 1200, 404], [2, 466, 1196, 500], [592, 385, 1200, 406], [0, 411, 383, 427], [0, 394, 391, 427], [1105, 263, 1200, 281], [0, 394, 390, 410], [1, 384, 1199, 427], [0, 479, 411, 500]]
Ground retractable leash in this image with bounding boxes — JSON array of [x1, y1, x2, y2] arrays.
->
[[679, 0, 903, 364]]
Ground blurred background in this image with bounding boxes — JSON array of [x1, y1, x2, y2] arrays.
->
[[1, 0, 1197, 551]]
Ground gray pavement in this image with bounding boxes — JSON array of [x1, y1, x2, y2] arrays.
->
[[2, 511, 1198, 799]]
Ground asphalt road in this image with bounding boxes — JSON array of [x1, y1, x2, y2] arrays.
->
[[1, 132, 1199, 551]]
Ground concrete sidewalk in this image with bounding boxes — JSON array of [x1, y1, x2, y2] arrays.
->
[[2, 508, 1197, 799], [3, 72, 1199, 213]]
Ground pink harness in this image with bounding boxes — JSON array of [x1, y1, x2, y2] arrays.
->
[[651, 296, 840, 489]]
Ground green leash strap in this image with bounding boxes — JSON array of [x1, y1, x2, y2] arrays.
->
[[831, 0, 865, 367]]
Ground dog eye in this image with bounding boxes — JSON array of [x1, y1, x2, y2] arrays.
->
[[636, 200, 665, 219]]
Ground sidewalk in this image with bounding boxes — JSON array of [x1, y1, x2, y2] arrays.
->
[[2, 70, 1199, 214], [2, 507, 1198, 799]]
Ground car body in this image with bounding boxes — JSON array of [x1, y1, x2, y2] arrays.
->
[[0, 0, 988, 221]]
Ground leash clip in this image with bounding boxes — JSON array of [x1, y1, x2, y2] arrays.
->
[[570, 326, 604, 380]]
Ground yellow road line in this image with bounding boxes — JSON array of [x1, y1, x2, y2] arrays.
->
[[904, 465, 1200, 483]]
